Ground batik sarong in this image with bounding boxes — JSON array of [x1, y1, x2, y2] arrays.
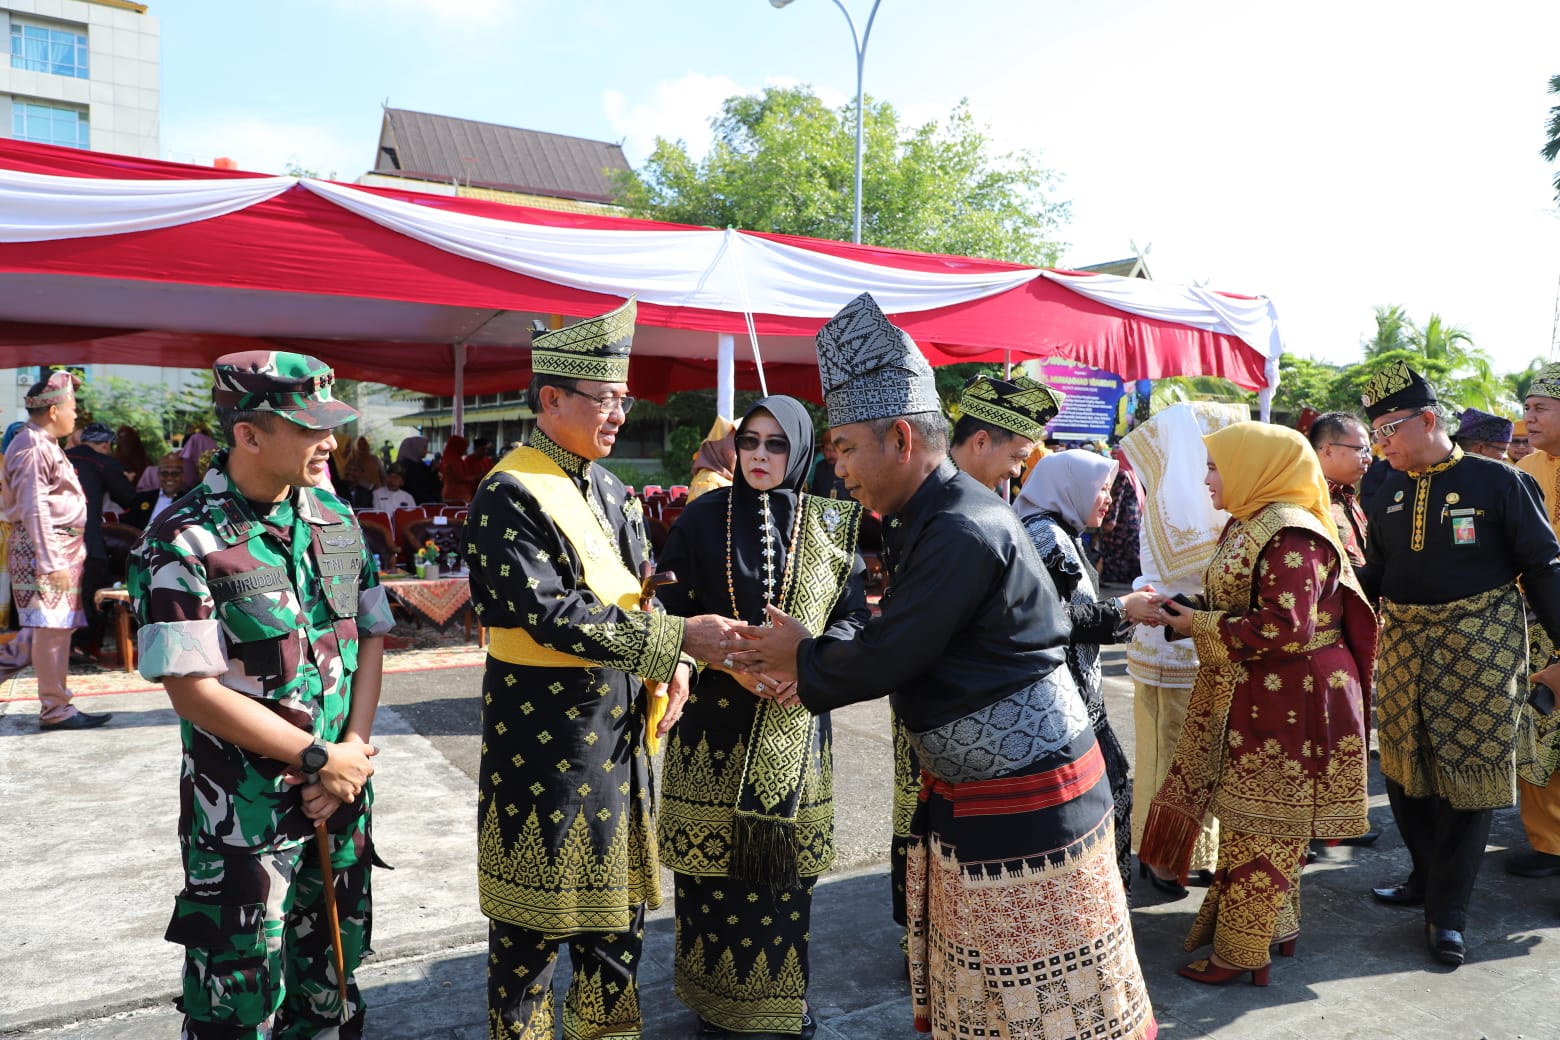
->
[[1377, 582, 1527, 811], [6, 521, 86, 629], [905, 732, 1156, 1040]]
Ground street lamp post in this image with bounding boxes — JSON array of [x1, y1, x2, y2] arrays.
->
[[769, 0, 882, 244]]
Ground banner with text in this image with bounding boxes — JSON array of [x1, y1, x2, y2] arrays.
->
[[1040, 362, 1127, 442]]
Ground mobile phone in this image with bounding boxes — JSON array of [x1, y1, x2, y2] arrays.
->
[[1162, 593, 1196, 641]]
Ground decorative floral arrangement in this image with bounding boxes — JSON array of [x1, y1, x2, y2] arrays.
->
[[415, 540, 440, 566]]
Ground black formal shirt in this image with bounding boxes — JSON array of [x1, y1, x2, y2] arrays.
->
[[64, 444, 137, 560], [796, 460, 1071, 731], [1359, 449, 1560, 641]]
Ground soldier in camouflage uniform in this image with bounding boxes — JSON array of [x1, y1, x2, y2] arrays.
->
[[128, 352, 396, 1040]]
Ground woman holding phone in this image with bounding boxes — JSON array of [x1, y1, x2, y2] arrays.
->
[[1140, 421, 1375, 986]]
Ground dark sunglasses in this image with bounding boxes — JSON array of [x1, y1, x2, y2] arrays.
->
[[736, 433, 790, 454]]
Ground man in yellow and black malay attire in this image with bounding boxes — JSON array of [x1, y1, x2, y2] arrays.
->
[[465, 298, 733, 1039], [1506, 362, 1560, 879], [1360, 360, 1560, 968]]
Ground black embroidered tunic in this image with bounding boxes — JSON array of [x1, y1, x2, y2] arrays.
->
[[467, 430, 685, 933]]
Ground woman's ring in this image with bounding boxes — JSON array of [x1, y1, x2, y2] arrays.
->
[[757, 682, 766, 693], [723, 657, 734, 668]]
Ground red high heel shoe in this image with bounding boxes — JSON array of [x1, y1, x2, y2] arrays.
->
[[1177, 957, 1271, 987], [1271, 935, 1297, 957]]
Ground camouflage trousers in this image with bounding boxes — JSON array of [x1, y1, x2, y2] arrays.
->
[[166, 819, 372, 1040], [488, 907, 646, 1040]]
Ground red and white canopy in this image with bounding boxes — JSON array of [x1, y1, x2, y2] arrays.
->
[[0, 139, 1284, 406]]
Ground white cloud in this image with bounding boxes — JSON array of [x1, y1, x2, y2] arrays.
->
[[162, 115, 368, 181], [603, 72, 747, 164]]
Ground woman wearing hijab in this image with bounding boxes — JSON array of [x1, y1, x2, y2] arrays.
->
[[656, 396, 869, 1039], [1015, 450, 1163, 890], [1098, 446, 1144, 584], [687, 415, 737, 503], [395, 435, 441, 504], [342, 435, 383, 507], [439, 433, 474, 503], [1140, 422, 1375, 986], [113, 425, 149, 486]]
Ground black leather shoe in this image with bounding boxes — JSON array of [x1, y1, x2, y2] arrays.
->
[[39, 710, 111, 731], [1427, 925, 1465, 966], [1371, 883, 1424, 907], [799, 1010, 817, 1040], [1337, 829, 1381, 847], [1505, 850, 1560, 877]]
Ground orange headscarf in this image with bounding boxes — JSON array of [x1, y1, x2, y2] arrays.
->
[[1203, 421, 1343, 559]]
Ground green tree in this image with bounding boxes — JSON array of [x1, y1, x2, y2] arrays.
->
[[76, 371, 222, 460], [1363, 304, 1413, 358], [1506, 357, 1551, 403], [1356, 306, 1515, 416], [1266, 355, 1353, 417], [614, 86, 1070, 264], [1543, 73, 1560, 204]]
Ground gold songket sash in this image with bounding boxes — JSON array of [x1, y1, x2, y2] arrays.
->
[[483, 446, 671, 750]]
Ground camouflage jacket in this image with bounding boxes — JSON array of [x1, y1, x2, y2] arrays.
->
[[127, 452, 396, 851]]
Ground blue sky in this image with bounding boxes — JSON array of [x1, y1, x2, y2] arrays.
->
[[149, 0, 1560, 378]]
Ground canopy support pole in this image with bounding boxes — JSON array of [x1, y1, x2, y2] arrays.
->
[[452, 341, 467, 437], [717, 333, 735, 420]]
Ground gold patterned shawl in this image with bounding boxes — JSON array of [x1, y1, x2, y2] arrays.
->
[[1139, 502, 1375, 876], [730, 494, 862, 887]]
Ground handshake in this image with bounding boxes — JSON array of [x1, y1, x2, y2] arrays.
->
[[1123, 586, 1199, 638]]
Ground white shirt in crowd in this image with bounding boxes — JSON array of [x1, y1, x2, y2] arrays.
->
[[372, 486, 417, 513]]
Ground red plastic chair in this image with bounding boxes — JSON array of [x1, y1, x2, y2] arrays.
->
[[391, 506, 428, 539], [669, 485, 689, 501], [641, 484, 663, 498], [623, 485, 637, 498]]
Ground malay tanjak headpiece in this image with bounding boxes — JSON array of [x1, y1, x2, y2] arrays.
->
[[24, 369, 80, 410], [815, 293, 941, 428], [1527, 362, 1560, 402], [1455, 407, 1513, 445], [958, 374, 1065, 442], [530, 296, 637, 383], [1360, 359, 1437, 421]]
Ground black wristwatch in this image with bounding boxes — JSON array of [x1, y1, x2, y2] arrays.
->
[[299, 738, 330, 776]]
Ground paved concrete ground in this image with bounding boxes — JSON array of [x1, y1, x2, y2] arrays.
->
[[6, 648, 1560, 1039]]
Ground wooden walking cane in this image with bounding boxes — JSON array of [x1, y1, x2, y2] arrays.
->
[[305, 770, 352, 1024]]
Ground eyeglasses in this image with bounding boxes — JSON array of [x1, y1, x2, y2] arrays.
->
[[559, 387, 635, 415], [1327, 442, 1372, 457], [736, 433, 790, 455], [1371, 412, 1426, 442]]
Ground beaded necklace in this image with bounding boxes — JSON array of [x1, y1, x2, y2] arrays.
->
[[725, 488, 803, 623]]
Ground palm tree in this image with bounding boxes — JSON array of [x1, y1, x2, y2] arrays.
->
[[1506, 357, 1551, 403], [1410, 313, 1516, 415], [1364, 304, 1413, 358], [1544, 74, 1560, 204], [1355, 308, 1517, 416]]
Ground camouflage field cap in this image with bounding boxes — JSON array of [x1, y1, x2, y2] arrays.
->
[[531, 297, 636, 382], [958, 374, 1065, 442], [211, 351, 358, 430]]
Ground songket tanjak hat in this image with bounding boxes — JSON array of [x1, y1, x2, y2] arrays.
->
[[1360, 359, 1437, 422], [957, 375, 1066, 443], [1455, 407, 1513, 446], [815, 293, 941, 428], [530, 297, 637, 383]]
